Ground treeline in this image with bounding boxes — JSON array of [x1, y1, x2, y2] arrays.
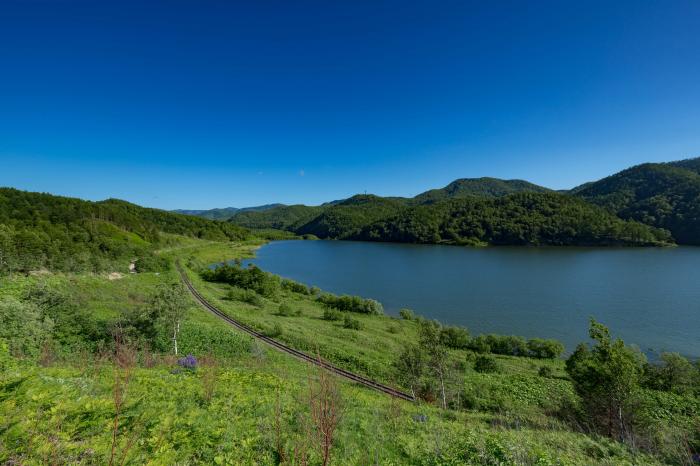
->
[[228, 156, 700, 246], [202, 262, 384, 314], [573, 161, 700, 245], [399, 310, 563, 358], [357, 192, 671, 246], [230, 191, 672, 247], [0, 188, 250, 274]]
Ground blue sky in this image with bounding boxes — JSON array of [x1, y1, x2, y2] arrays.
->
[[1, 1, 699, 209]]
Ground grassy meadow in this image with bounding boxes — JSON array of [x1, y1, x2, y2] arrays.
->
[[0, 236, 696, 465]]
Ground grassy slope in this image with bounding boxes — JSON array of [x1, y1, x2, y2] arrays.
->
[[0, 238, 672, 464]]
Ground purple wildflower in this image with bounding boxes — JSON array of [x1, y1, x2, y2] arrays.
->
[[177, 354, 197, 370]]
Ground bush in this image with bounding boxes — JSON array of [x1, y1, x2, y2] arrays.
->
[[440, 325, 470, 349], [538, 366, 553, 378], [474, 355, 499, 373], [343, 316, 362, 330], [322, 309, 343, 321], [281, 279, 310, 295], [399, 308, 416, 320], [277, 303, 294, 316], [468, 335, 491, 354], [527, 338, 565, 359], [134, 254, 170, 272], [202, 263, 280, 298], [317, 294, 383, 315], [240, 290, 263, 307]]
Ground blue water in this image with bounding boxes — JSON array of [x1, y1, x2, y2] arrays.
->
[[244, 240, 700, 357]]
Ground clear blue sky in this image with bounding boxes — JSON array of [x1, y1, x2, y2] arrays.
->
[[1, 1, 699, 209]]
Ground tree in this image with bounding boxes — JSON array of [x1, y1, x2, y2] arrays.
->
[[393, 343, 424, 399], [151, 283, 189, 355], [419, 320, 450, 409], [527, 338, 565, 359], [565, 319, 645, 441], [643, 352, 698, 395]]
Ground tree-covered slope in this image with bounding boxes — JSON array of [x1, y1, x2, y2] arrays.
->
[[175, 204, 284, 221], [414, 177, 550, 203], [668, 156, 700, 175], [295, 195, 407, 239], [0, 188, 249, 273], [355, 192, 672, 246], [573, 160, 700, 245], [231, 204, 325, 231]]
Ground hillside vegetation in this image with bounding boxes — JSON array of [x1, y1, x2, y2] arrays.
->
[[174, 204, 284, 221], [1, 237, 698, 464], [227, 158, 700, 246], [573, 162, 700, 245], [231, 191, 670, 246], [0, 188, 249, 274], [356, 192, 671, 246], [413, 177, 550, 203]]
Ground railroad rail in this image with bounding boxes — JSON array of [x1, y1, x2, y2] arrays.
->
[[177, 263, 415, 402]]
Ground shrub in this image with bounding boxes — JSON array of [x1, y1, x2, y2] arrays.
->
[[322, 309, 343, 321], [474, 355, 499, 373], [134, 254, 170, 272], [241, 290, 263, 307], [538, 366, 553, 378], [317, 294, 383, 315], [399, 308, 416, 320], [202, 263, 280, 298], [343, 316, 362, 330], [277, 303, 294, 317], [468, 335, 491, 354], [527, 338, 565, 359], [281, 279, 310, 295], [440, 325, 470, 349]]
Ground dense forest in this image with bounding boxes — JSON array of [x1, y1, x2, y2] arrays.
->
[[225, 156, 700, 246], [413, 177, 550, 203], [0, 188, 249, 274], [573, 161, 700, 245], [355, 192, 671, 246], [229, 192, 671, 246]]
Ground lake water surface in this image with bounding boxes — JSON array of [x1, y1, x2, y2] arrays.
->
[[244, 240, 700, 357]]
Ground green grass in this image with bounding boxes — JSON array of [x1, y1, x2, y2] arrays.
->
[[0, 237, 691, 464]]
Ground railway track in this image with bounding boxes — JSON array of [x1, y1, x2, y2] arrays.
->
[[177, 263, 415, 402]]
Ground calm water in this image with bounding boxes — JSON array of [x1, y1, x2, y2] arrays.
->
[[244, 240, 700, 357]]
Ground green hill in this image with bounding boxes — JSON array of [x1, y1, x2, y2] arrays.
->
[[573, 159, 700, 245], [414, 177, 550, 203], [355, 192, 671, 246], [174, 204, 285, 221], [0, 188, 249, 274], [231, 204, 325, 231], [296, 195, 407, 239]]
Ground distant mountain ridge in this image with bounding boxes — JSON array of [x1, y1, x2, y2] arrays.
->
[[174, 203, 284, 220], [225, 166, 689, 246]]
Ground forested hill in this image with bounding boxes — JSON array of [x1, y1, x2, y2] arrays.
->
[[0, 188, 249, 274], [413, 177, 550, 203], [173, 203, 284, 220], [354, 192, 671, 246], [573, 159, 700, 245]]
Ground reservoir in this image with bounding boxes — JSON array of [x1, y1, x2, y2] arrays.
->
[[244, 240, 700, 357]]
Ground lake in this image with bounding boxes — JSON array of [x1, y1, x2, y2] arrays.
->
[[243, 240, 700, 358]]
